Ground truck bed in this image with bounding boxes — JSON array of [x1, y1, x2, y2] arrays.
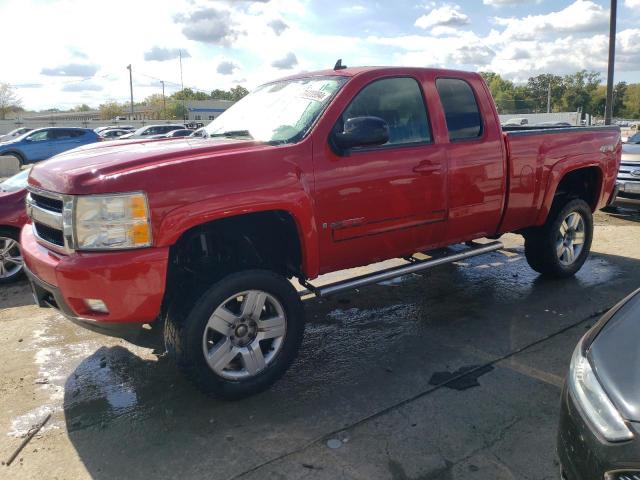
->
[[500, 126, 621, 234]]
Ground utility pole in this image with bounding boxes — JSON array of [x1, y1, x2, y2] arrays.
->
[[604, 0, 617, 125], [160, 80, 166, 119], [126, 64, 134, 120], [179, 50, 186, 121], [547, 81, 551, 114]]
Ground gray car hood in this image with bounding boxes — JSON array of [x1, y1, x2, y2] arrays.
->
[[589, 290, 640, 422]]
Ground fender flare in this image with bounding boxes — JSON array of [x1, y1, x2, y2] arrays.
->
[[154, 191, 320, 279], [534, 158, 604, 226]]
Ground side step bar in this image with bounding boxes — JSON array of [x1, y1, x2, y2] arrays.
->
[[300, 241, 504, 298]]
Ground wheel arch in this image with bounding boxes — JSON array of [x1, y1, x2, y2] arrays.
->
[[535, 164, 604, 226]]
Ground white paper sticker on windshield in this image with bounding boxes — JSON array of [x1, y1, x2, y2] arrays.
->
[[299, 89, 330, 102]]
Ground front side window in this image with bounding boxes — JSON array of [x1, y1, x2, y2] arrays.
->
[[341, 77, 431, 147], [26, 130, 49, 142], [205, 76, 347, 143], [435, 78, 482, 141]]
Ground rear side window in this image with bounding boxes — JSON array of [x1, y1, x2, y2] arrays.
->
[[435, 78, 482, 141], [341, 77, 431, 147]]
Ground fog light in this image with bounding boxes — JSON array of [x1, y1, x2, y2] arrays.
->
[[84, 299, 109, 314]]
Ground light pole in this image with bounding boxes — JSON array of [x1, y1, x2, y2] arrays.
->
[[126, 64, 134, 120], [604, 0, 617, 125], [160, 80, 166, 119]]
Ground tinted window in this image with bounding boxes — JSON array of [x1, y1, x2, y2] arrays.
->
[[341, 77, 431, 147], [435, 78, 482, 141]]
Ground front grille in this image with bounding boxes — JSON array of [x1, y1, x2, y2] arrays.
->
[[617, 162, 640, 183], [34, 222, 64, 246], [27, 188, 70, 252], [614, 473, 640, 480], [30, 192, 63, 213]]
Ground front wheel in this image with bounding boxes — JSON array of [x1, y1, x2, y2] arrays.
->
[[0, 229, 24, 284], [164, 270, 304, 399], [524, 199, 593, 278]]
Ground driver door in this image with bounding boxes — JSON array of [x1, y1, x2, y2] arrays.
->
[[312, 76, 447, 273]]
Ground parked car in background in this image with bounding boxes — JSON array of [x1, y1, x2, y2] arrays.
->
[[0, 127, 99, 165], [613, 143, 640, 207], [502, 117, 529, 127], [94, 125, 135, 134], [118, 124, 185, 139], [164, 129, 193, 138], [0, 127, 32, 142], [557, 287, 640, 480], [623, 132, 640, 144], [99, 128, 131, 140], [0, 168, 30, 283], [190, 127, 208, 138], [535, 121, 573, 127]]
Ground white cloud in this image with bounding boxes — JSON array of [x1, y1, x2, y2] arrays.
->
[[143, 47, 190, 62], [415, 5, 470, 30], [217, 61, 239, 75], [624, 0, 640, 7], [493, 0, 608, 41], [483, 0, 539, 6], [271, 52, 298, 69]]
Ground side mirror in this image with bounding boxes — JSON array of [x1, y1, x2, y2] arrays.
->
[[333, 116, 389, 151]]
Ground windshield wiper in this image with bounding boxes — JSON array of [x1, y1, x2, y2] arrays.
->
[[209, 130, 253, 139]]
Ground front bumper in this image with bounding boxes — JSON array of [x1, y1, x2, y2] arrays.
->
[[613, 181, 640, 206], [21, 224, 169, 326], [557, 384, 640, 480]]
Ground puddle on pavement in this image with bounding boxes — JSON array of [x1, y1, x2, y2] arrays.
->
[[8, 313, 162, 437]]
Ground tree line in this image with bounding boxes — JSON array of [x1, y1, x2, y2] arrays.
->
[[480, 71, 639, 118], [98, 85, 250, 120]]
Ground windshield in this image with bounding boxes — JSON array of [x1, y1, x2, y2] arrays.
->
[[204, 76, 347, 143], [0, 168, 30, 192], [628, 132, 640, 144]]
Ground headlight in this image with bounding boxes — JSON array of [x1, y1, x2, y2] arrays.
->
[[569, 339, 634, 442], [74, 192, 152, 250]]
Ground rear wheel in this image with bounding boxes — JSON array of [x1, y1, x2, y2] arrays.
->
[[524, 199, 593, 278], [0, 229, 24, 284], [164, 270, 304, 399]]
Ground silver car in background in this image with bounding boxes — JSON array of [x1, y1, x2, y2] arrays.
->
[[615, 139, 640, 207]]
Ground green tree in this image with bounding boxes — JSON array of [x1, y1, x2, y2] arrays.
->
[[0, 83, 21, 120], [229, 85, 249, 101], [73, 104, 92, 112], [99, 100, 124, 120], [526, 74, 564, 113], [622, 83, 640, 118], [559, 70, 601, 113]]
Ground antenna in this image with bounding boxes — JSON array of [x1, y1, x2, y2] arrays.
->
[[334, 59, 347, 70]]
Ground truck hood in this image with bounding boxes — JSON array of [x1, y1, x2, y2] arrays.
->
[[588, 289, 640, 422], [28, 137, 264, 194]]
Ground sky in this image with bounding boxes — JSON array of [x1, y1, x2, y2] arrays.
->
[[1, 0, 639, 111]]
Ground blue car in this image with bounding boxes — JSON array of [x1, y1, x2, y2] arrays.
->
[[0, 127, 99, 165]]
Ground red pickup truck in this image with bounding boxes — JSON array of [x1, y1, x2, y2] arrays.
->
[[21, 66, 620, 398]]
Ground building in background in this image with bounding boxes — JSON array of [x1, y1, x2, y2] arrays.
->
[[185, 100, 235, 122]]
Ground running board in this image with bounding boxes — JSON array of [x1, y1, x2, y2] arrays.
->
[[300, 241, 504, 298]]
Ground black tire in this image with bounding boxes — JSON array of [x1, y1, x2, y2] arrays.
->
[[0, 228, 24, 284], [164, 269, 304, 399], [524, 198, 593, 278]]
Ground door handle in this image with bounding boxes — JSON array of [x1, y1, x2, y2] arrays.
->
[[413, 162, 441, 174]]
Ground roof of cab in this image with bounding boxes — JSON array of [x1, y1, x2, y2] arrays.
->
[[273, 66, 482, 83]]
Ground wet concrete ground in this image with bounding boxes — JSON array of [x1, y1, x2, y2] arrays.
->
[[1, 209, 640, 480]]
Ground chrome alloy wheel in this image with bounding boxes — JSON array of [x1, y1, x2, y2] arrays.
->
[[0, 236, 23, 280], [556, 211, 586, 266], [202, 290, 287, 380]]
